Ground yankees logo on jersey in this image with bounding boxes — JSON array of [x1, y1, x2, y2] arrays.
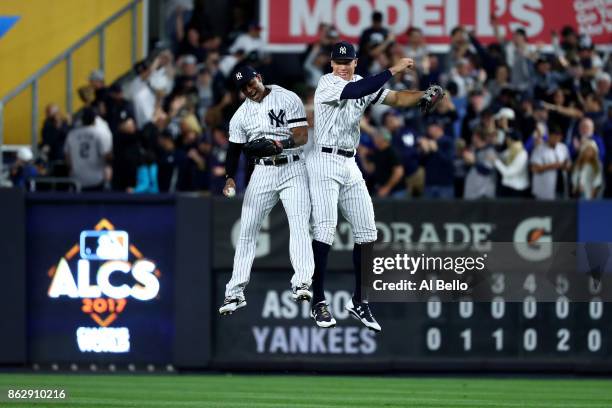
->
[[222, 84, 313, 307], [268, 109, 286, 127]]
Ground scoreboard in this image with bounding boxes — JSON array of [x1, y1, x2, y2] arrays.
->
[[213, 270, 611, 371], [211, 199, 611, 371], [419, 300, 607, 358]]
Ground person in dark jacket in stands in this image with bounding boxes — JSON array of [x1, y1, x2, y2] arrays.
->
[[381, 110, 423, 197], [105, 83, 135, 136], [360, 116, 405, 198], [420, 120, 455, 198], [112, 117, 142, 192], [174, 117, 207, 191], [156, 130, 177, 192], [208, 127, 230, 195], [40, 103, 70, 164]]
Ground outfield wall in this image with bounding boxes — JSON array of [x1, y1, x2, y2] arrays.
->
[[1, 190, 611, 373]]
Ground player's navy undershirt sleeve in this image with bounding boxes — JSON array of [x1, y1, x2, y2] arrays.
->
[[339, 69, 393, 100], [225, 142, 243, 179]]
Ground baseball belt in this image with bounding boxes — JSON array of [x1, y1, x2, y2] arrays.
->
[[321, 147, 355, 157], [255, 154, 301, 166]]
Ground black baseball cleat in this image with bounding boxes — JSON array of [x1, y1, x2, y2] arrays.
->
[[291, 283, 313, 302], [346, 299, 381, 332], [310, 301, 336, 328], [218, 296, 246, 315]]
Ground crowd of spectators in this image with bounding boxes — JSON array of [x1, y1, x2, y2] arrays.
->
[[8, 5, 612, 200]]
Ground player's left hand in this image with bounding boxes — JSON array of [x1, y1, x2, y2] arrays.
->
[[418, 85, 445, 114]]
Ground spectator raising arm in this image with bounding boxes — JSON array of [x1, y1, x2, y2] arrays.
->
[[542, 101, 584, 120]]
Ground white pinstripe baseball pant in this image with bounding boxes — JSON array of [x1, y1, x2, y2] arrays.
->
[[307, 147, 377, 246], [225, 159, 314, 298]]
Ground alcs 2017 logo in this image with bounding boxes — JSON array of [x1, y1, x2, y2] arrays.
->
[[46, 218, 161, 353]]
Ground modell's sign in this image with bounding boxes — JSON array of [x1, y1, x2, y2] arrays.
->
[[47, 218, 161, 354], [260, 0, 611, 51]]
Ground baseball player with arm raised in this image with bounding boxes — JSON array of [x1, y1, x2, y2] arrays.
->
[[219, 65, 314, 315], [308, 42, 444, 331]]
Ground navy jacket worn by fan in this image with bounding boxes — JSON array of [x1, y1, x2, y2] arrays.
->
[[422, 135, 455, 187], [392, 127, 421, 177]]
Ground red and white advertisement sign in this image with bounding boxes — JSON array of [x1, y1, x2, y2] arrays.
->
[[260, 0, 612, 52]]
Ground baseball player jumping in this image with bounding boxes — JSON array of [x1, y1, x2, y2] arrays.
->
[[308, 42, 444, 331], [219, 66, 314, 315]]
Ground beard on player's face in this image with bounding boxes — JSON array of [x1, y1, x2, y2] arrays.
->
[[242, 75, 266, 102], [332, 59, 357, 81]]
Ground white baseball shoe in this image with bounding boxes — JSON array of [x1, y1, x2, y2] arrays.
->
[[310, 301, 336, 328], [346, 299, 381, 332], [219, 296, 246, 315], [291, 284, 313, 302]]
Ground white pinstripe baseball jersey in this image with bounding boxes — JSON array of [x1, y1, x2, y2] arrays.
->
[[229, 85, 308, 154], [307, 73, 386, 248], [224, 84, 314, 300], [313, 73, 390, 149]]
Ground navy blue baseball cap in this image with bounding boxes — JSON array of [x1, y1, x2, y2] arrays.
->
[[233, 65, 258, 88], [331, 41, 356, 61]]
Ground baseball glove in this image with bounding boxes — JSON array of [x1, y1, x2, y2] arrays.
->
[[418, 85, 445, 114], [243, 138, 283, 158]]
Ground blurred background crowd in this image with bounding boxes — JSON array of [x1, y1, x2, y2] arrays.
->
[[9, 2, 612, 200]]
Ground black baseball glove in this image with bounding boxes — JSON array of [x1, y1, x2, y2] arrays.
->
[[418, 85, 445, 114], [243, 138, 283, 158]]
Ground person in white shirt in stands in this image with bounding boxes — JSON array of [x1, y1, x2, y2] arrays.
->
[[94, 112, 113, 154], [303, 38, 333, 89], [128, 61, 156, 129], [530, 126, 571, 199], [572, 140, 603, 199], [493, 129, 529, 197], [219, 49, 244, 78], [229, 23, 263, 57]]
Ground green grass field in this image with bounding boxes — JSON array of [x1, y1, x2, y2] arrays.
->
[[0, 373, 611, 407]]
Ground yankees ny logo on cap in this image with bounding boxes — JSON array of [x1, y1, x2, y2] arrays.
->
[[331, 41, 355, 60], [233, 65, 258, 87]]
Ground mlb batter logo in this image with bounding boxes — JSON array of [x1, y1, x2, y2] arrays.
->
[[80, 230, 129, 261]]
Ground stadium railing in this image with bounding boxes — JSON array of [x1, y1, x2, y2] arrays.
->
[[0, 0, 148, 173]]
